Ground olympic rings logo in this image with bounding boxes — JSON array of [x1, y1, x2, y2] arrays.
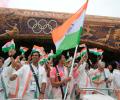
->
[[27, 18, 58, 34]]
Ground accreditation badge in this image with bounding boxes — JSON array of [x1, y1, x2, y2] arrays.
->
[[30, 81, 36, 91]]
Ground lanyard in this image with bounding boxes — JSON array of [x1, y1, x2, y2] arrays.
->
[[29, 64, 40, 98], [34, 66, 39, 98]]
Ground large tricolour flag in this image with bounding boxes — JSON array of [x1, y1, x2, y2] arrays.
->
[[51, 0, 88, 53]]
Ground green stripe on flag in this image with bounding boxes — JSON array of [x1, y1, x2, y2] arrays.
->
[[57, 27, 82, 53], [2, 44, 15, 53], [20, 49, 25, 55], [92, 75, 101, 81]]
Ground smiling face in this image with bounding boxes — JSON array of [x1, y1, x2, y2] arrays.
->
[[31, 51, 40, 64]]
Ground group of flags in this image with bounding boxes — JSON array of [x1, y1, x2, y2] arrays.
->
[[0, 1, 107, 99], [2, 0, 99, 62], [2, 0, 89, 57], [1, 39, 28, 54], [76, 47, 104, 59], [1, 39, 103, 58], [1, 39, 55, 64], [1, 0, 103, 62], [2, 0, 101, 65]]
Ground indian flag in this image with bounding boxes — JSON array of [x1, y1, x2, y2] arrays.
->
[[75, 52, 81, 58], [39, 58, 48, 65], [89, 48, 103, 56], [92, 75, 101, 81], [80, 47, 87, 57], [32, 45, 45, 56], [2, 39, 15, 53], [76, 48, 87, 58], [97, 49, 104, 55], [39, 54, 48, 65], [89, 48, 97, 54], [20, 46, 28, 54], [51, 0, 88, 53]]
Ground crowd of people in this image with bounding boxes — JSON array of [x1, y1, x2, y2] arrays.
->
[[0, 45, 120, 100]]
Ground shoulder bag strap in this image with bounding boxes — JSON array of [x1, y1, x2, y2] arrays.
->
[[55, 66, 64, 99], [29, 64, 41, 94]]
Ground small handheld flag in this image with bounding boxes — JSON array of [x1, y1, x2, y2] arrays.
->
[[2, 39, 15, 53], [20, 46, 28, 55]]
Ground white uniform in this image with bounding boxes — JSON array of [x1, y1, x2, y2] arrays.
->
[[0, 57, 13, 100], [2, 65, 19, 98], [112, 69, 120, 99], [91, 68, 111, 95], [77, 62, 92, 96], [13, 63, 47, 99], [0, 74, 6, 100], [50, 66, 69, 99], [44, 77, 52, 99], [0, 57, 21, 99], [112, 69, 120, 89]]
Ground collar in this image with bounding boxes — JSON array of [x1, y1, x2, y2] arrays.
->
[[31, 63, 39, 68]]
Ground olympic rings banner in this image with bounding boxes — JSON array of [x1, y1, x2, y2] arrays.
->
[[27, 18, 58, 34], [0, 15, 59, 35]]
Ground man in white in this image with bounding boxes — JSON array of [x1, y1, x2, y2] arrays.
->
[[10, 51, 47, 99], [0, 49, 17, 100], [2, 49, 22, 98]]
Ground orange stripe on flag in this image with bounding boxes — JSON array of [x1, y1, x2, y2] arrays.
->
[[51, 0, 88, 43]]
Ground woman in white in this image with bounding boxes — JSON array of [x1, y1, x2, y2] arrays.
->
[[50, 55, 71, 99]]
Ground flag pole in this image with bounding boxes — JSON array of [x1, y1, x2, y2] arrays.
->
[[64, 45, 78, 100]]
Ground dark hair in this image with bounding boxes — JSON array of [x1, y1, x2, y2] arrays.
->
[[0, 57, 4, 63], [31, 51, 40, 57], [53, 54, 64, 67]]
